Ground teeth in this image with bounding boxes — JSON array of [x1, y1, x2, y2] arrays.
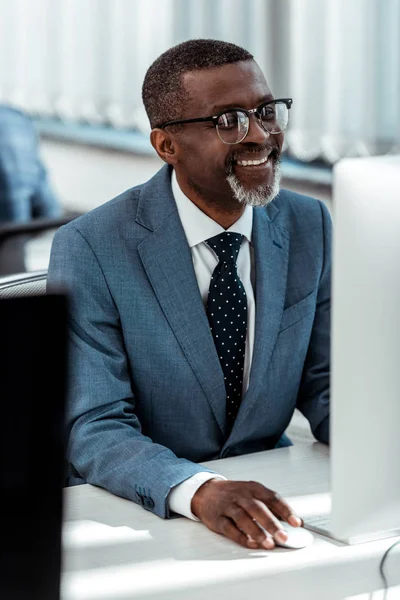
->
[[236, 155, 269, 166]]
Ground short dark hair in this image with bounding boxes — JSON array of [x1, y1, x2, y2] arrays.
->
[[142, 39, 254, 129]]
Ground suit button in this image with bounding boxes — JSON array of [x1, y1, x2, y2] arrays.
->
[[135, 492, 144, 505], [144, 496, 155, 510]]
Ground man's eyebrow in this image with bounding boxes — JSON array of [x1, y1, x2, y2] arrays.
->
[[209, 95, 275, 113]]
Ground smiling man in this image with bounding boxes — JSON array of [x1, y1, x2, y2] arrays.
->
[[48, 39, 331, 550]]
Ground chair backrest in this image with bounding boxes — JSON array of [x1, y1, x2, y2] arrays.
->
[[0, 270, 47, 299], [0, 213, 81, 276]]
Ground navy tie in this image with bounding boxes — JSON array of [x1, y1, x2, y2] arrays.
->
[[206, 232, 247, 432]]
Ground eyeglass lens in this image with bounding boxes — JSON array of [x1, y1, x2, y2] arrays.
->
[[216, 102, 289, 144]]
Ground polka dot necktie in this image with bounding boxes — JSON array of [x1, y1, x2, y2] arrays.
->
[[206, 232, 247, 433]]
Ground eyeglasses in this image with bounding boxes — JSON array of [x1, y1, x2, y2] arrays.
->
[[156, 98, 293, 145]]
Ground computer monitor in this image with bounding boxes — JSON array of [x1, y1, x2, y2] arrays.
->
[[306, 155, 400, 544], [0, 292, 68, 600]]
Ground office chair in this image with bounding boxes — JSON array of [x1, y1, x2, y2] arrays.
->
[[0, 213, 81, 276], [0, 270, 47, 299]]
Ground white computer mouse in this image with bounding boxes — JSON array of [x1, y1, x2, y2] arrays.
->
[[274, 521, 314, 549], [256, 520, 314, 549]]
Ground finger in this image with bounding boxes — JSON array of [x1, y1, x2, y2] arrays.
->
[[240, 497, 285, 542], [226, 505, 270, 545], [289, 514, 303, 527], [250, 482, 301, 526], [217, 516, 258, 549], [269, 492, 302, 526]]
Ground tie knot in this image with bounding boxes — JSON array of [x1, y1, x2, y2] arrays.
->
[[206, 232, 244, 264]]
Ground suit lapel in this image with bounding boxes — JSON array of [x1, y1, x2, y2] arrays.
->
[[136, 166, 227, 436], [228, 203, 289, 438]]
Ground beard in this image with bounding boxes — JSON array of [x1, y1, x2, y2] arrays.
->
[[225, 150, 282, 208]]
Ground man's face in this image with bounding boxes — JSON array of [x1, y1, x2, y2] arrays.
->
[[172, 60, 284, 210]]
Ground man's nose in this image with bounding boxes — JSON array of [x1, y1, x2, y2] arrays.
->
[[244, 114, 271, 144]]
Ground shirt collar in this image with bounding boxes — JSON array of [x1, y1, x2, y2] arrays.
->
[[171, 169, 253, 249]]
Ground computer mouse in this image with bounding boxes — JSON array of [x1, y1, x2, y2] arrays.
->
[[274, 521, 314, 549]]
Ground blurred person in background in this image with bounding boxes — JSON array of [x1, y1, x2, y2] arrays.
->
[[48, 39, 331, 551], [0, 105, 61, 223]]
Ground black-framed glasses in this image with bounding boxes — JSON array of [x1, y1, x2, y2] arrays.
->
[[156, 98, 293, 145]]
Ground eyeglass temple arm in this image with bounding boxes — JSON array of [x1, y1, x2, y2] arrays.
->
[[159, 116, 215, 129]]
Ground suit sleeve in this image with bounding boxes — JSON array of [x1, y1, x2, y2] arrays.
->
[[48, 224, 215, 518], [296, 201, 331, 444]]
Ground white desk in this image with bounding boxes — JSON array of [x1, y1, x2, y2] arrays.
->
[[61, 443, 400, 600]]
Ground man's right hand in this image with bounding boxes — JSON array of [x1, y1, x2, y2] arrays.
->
[[191, 479, 302, 549]]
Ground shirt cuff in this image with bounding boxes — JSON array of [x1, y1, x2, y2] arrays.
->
[[168, 472, 227, 521]]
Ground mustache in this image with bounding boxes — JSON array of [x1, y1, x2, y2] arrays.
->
[[225, 144, 281, 174]]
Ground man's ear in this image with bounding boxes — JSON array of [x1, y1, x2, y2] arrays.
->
[[150, 129, 179, 165]]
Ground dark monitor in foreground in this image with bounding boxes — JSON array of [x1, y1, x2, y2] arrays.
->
[[0, 293, 68, 600]]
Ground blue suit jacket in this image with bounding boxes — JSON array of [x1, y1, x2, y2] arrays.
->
[[48, 164, 331, 518], [0, 106, 61, 222]]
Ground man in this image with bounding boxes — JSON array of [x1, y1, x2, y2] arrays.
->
[[0, 105, 61, 222], [48, 39, 331, 551]]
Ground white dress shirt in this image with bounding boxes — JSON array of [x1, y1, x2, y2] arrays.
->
[[168, 169, 256, 520]]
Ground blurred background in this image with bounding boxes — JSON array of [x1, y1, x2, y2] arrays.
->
[[0, 0, 399, 274]]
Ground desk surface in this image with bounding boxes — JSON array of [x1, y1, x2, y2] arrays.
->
[[61, 443, 400, 600]]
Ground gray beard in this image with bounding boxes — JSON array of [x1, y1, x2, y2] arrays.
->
[[226, 160, 282, 207]]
